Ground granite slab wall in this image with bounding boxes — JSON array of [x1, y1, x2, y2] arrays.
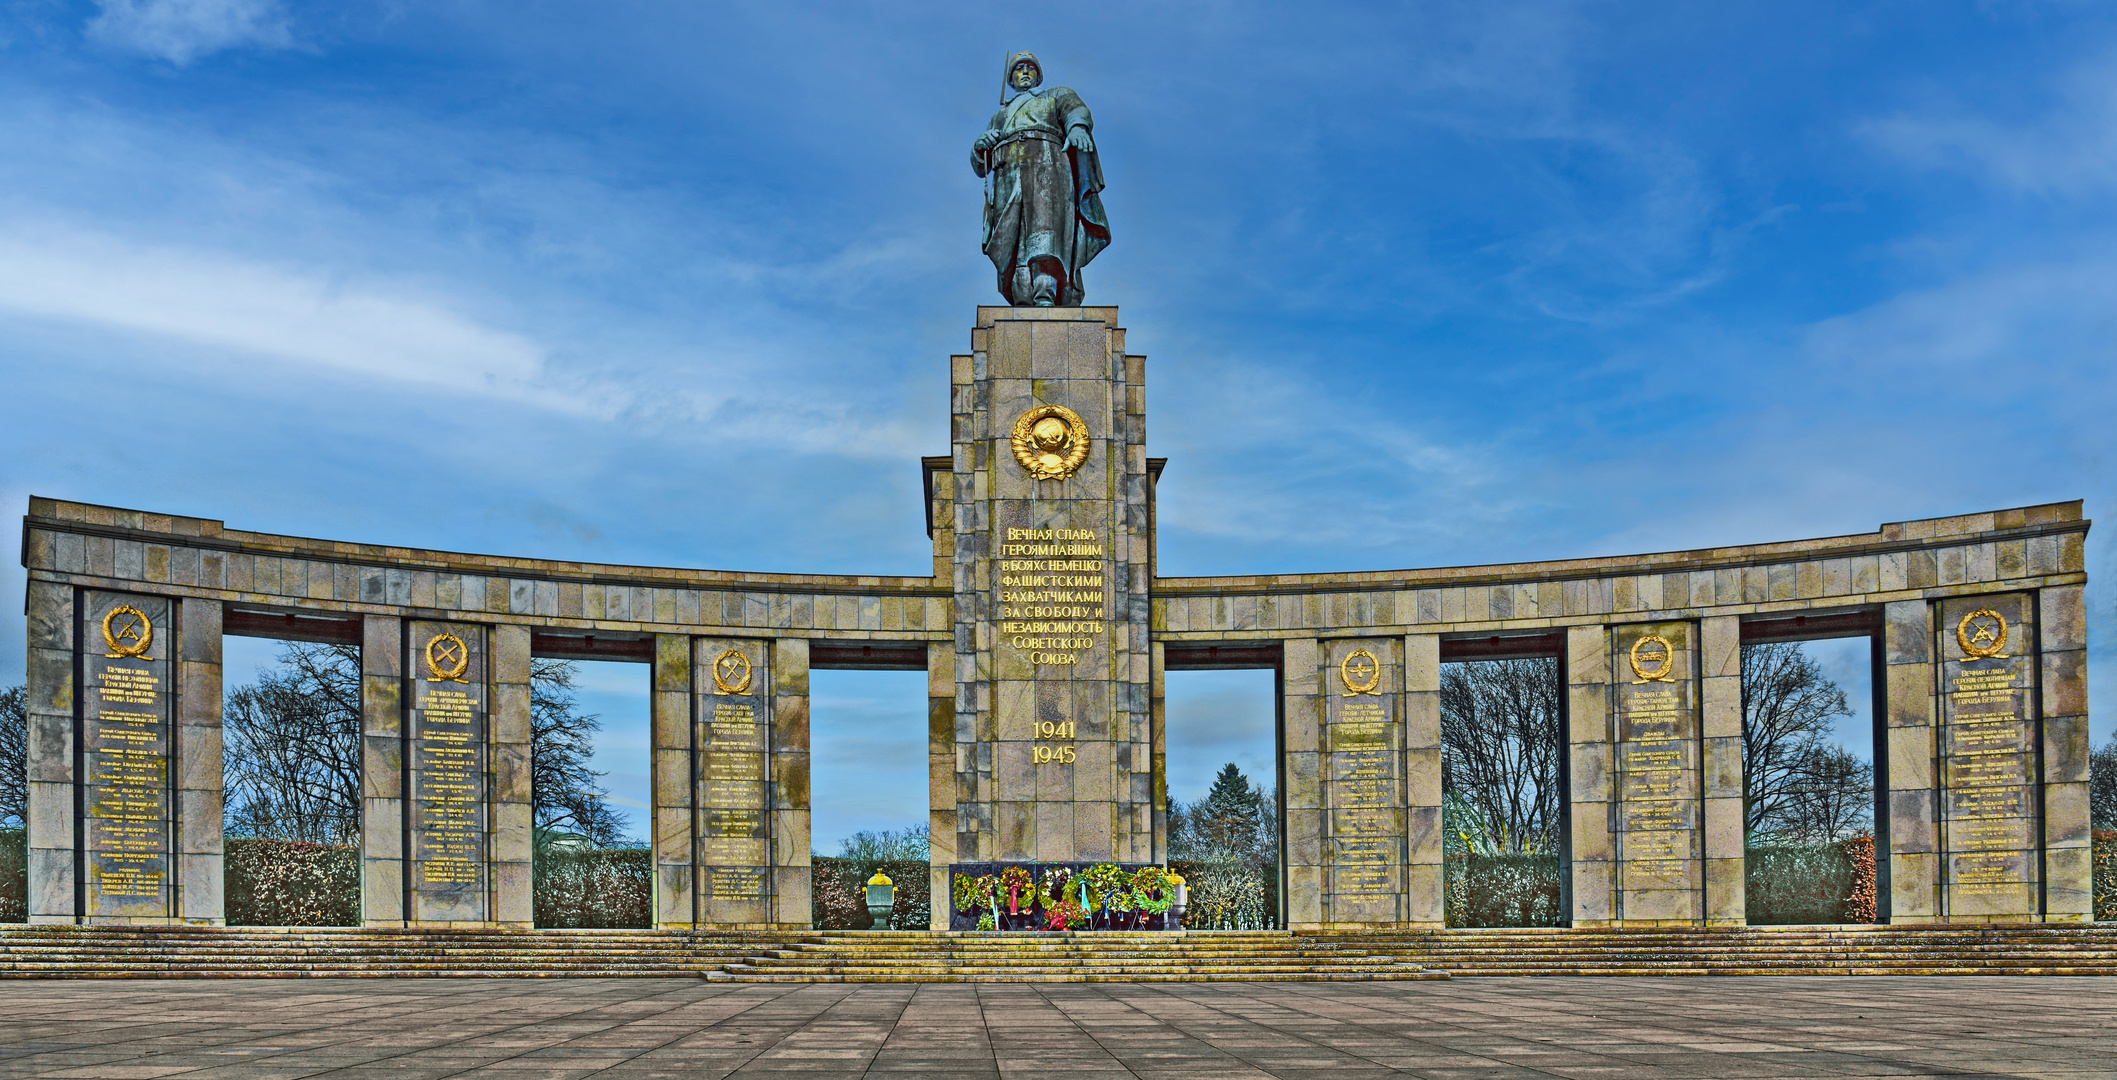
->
[[945, 307, 1153, 867]]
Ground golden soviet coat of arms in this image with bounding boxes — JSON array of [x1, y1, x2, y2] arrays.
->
[[1629, 633, 1677, 684], [1011, 404, 1090, 481], [1956, 609, 2009, 660]]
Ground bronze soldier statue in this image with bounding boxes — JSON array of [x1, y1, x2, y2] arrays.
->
[[972, 53, 1110, 307]]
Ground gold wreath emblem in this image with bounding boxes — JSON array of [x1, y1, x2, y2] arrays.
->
[[1010, 404, 1091, 481], [425, 633, 470, 683], [1629, 633, 1677, 684], [1339, 647, 1382, 696], [712, 648, 754, 695], [101, 605, 153, 659], [1956, 609, 2010, 661]]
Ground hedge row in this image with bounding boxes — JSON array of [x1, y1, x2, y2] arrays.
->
[[226, 838, 359, 925], [1169, 859, 1279, 930], [1445, 853, 1564, 927], [1747, 837, 1877, 924], [2096, 829, 2116, 922], [811, 858, 932, 929], [533, 846, 651, 928]]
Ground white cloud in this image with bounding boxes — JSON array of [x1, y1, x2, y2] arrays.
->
[[0, 225, 585, 406], [1862, 50, 2117, 197], [86, 0, 292, 65]]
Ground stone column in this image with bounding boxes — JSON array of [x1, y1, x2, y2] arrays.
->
[[1883, 599, 1940, 922], [1319, 638, 1407, 926], [489, 626, 532, 927], [2039, 584, 2093, 921], [25, 581, 77, 923], [405, 620, 489, 924], [770, 639, 812, 929], [360, 616, 406, 926], [1565, 624, 1614, 925], [81, 591, 176, 923], [695, 637, 771, 927], [1402, 633, 1444, 927], [1698, 615, 1744, 925], [174, 598, 224, 924], [1281, 638, 1324, 930], [1610, 621, 1702, 924], [652, 633, 695, 928], [927, 641, 956, 931], [1936, 594, 2042, 920]]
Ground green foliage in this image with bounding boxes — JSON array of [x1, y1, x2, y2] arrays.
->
[[1169, 858, 1276, 929], [225, 838, 358, 926], [1746, 837, 1876, 924], [533, 844, 650, 928], [1444, 853, 1563, 927], [813, 857, 931, 929], [0, 827, 23, 922], [2093, 830, 2115, 922]]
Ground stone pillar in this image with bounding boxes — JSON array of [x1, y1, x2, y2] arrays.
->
[[1281, 638, 1324, 930], [26, 581, 77, 923], [1698, 615, 1745, 925], [2039, 585, 2093, 921], [488, 626, 532, 927], [770, 639, 812, 929], [1317, 638, 1407, 926], [360, 616, 406, 926], [174, 598, 224, 924], [1402, 633, 1444, 927], [81, 591, 176, 923], [1610, 621, 1702, 924], [1883, 599, 1941, 922], [695, 637, 772, 927], [948, 306, 1153, 866], [1936, 594, 2043, 921], [1564, 624, 1614, 925], [405, 620, 489, 924], [652, 633, 695, 928], [927, 642, 956, 931]]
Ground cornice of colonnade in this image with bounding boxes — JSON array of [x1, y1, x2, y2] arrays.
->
[[21, 496, 948, 599], [1147, 501, 2088, 640], [20, 497, 952, 644]]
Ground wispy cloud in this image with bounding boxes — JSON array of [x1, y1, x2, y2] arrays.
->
[[86, 0, 292, 65], [1862, 48, 2117, 197], [0, 225, 578, 405]]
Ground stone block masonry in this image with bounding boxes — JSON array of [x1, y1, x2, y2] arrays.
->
[[16, 304, 2092, 930]]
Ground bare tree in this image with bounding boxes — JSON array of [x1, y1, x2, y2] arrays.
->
[[0, 685, 25, 828], [835, 824, 930, 861], [1170, 763, 1276, 866], [1774, 743, 1874, 842], [1441, 658, 1562, 854], [224, 643, 363, 843], [2092, 731, 2117, 831], [1740, 642, 1857, 837], [528, 658, 626, 846], [223, 643, 626, 846]]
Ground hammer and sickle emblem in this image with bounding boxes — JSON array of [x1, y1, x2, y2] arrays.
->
[[1956, 609, 2010, 661], [712, 648, 754, 696], [1629, 633, 1677, 684], [1339, 647, 1382, 696], [102, 605, 153, 659], [425, 633, 470, 683]]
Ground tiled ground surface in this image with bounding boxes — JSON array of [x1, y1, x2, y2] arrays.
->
[[0, 977, 2109, 1079]]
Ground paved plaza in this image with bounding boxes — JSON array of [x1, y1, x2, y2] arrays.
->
[[0, 977, 2109, 1079]]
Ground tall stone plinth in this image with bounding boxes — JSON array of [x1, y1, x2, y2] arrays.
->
[[944, 307, 1153, 866]]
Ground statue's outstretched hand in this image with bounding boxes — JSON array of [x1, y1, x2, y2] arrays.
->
[[1066, 127, 1095, 154]]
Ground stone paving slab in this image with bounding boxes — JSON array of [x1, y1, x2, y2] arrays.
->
[[0, 978, 2109, 1079]]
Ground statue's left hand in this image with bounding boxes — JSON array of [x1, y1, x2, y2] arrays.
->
[[1065, 127, 1095, 154]]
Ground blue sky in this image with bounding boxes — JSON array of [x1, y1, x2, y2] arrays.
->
[[2, 2, 2111, 848]]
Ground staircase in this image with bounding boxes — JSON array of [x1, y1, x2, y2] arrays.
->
[[711, 931, 1445, 983], [1, 924, 2113, 980], [0, 926, 753, 978], [1316, 924, 2117, 976]]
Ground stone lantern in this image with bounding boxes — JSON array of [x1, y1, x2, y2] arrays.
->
[[865, 871, 895, 930]]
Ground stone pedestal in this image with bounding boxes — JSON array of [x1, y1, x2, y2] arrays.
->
[[945, 307, 1152, 865]]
